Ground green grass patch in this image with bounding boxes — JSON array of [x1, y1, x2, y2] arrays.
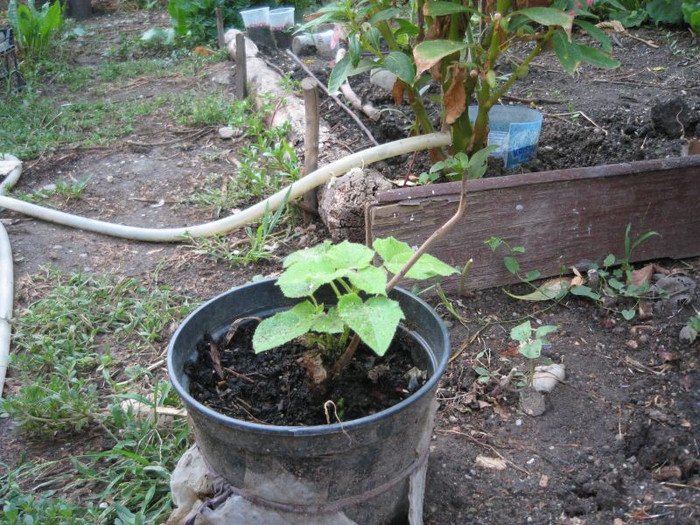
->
[[1, 269, 196, 522]]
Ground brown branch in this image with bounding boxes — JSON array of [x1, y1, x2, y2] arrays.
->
[[285, 49, 380, 146], [335, 163, 469, 374]]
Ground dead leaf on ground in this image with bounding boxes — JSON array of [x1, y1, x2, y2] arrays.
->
[[475, 455, 507, 471]]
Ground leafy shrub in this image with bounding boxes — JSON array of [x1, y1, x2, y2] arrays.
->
[[168, 0, 252, 44], [593, 0, 699, 30], [7, 0, 64, 59]]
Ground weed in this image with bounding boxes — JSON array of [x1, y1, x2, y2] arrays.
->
[[487, 223, 660, 321], [510, 320, 558, 383], [14, 176, 91, 204], [192, 191, 294, 266], [4, 270, 193, 435]]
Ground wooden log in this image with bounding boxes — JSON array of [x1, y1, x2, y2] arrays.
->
[[302, 77, 320, 221], [235, 33, 247, 100], [367, 156, 700, 292]]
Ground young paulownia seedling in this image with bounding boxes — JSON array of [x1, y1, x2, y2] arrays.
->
[[253, 237, 458, 376]]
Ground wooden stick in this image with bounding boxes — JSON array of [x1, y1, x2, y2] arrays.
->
[[285, 49, 379, 146], [302, 77, 320, 221], [216, 7, 225, 48], [235, 33, 247, 100]]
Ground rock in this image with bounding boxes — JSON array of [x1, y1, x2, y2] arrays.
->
[[170, 446, 213, 512], [679, 324, 697, 344], [519, 388, 546, 416], [167, 445, 357, 525], [225, 29, 258, 59], [531, 363, 565, 393], [369, 69, 398, 94], [218, 126, 242, 139], [211, 69, 232, 85], [650, 97, 692, 138], [317, 167, 393, 243]]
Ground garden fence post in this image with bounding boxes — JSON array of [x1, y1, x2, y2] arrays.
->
[[302, 77, 320, 221], [235, 33, 247, 100]]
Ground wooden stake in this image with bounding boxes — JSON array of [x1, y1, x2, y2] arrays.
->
[[235, 33, 247, 100], [302, 77, 320, 221], [215, 7, 225, 48]]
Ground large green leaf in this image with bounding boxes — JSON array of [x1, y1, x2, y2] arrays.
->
[[384, 51, 416, 86], [413, 40, 468, 77], [328, 53, 352, 93], [370, 7, 405, 24], [510, 321, 532, 343], [574, 19, 612, 53], [311, 306, 345, 334], [424, 1, 473, 16], [552, 29, 581, 75], [283, 241, 331, 268], [337, 294, 404, 356], [516, 7, 574, 35], [253, 301, 318, 352], [579, 45, 620, 69], [374, 237, 457, 280], [325, 241, 374, 271], [346, 266, 388, 295], [277, 259, 341, 298], [519, 339, 542, 359]]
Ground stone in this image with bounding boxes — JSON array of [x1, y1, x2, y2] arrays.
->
[[170, 446, 213, 511], [369, 69, 398, 94], [317, 167, 393, 243], [225, 29, 259, 59], [519, 388, 546, 416], [650, 97, 693, 138]]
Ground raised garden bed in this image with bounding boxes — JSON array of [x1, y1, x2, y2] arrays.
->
[[368, 155, 700, 291]]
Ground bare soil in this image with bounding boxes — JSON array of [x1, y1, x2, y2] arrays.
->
[[1, 9, 698, 524], [184, 321, 426, 426]]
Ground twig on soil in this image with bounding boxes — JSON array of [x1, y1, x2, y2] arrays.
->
[[223, 367, 255, 383], [285, 50, 380, 146], [224, 316, 262, 346], [209, 340, 225, 380], [544, 111, 607, 135], [440, 428, 530, 476], [449, 325, 489, 364], [501, 94, 563, 105], [125, 127, 213, 148]]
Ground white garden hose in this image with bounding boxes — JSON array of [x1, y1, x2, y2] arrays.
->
[[0, 154, 21, 397], [0, 133, 452, 395]]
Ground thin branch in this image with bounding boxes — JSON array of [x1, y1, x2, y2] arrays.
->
[[285, 50, 380, 146]]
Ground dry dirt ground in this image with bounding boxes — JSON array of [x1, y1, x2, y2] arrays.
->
[[1, 9, 699, 524]]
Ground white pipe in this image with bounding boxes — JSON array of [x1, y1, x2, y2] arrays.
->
[[0, 133, 451, 242], [0, 224, 13, 398], [0, 134, 451, 395], [0, 154, 20, 397]]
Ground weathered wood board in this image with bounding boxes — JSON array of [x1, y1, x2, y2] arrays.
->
[[367, 156, 700, 292]]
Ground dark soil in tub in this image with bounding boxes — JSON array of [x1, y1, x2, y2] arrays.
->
[[184, 320, 429, 426]]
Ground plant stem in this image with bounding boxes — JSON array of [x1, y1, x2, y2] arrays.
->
[[334, 163, 470, 375]]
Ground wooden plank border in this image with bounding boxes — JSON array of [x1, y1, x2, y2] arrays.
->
[[367, 156, 700, 291]]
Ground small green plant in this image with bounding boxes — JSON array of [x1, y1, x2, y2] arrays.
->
[[509, 320, 558, 381], [193, 193, 293, 266], [593, 0, 699, 31], [7, 0, 65, 60], [15, 176, 91, 204], [253, 237, 457, 373], [487, 224, 660, 320], [418, 147, 496, 184], [485, 236, 544, 286]]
